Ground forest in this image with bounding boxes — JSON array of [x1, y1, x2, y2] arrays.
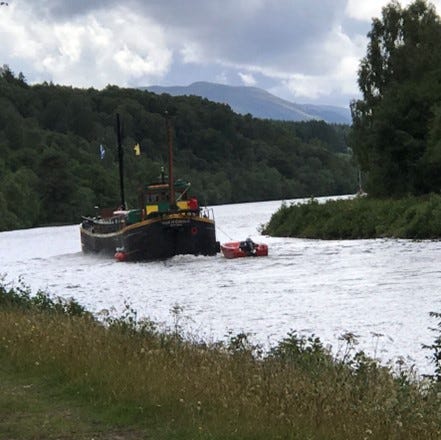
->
[[0, 66, 355, 231]]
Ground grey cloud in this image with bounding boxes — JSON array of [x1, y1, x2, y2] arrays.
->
[[9, 0, 375, 104], [20, 0, 122, 19], [341, 16, 372, 40], [139, 0, 351, 74], [21, 0, 359, 74]]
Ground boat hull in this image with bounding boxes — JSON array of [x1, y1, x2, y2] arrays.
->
[[81, 213, 218, 261], [221, 241, 268, 259]]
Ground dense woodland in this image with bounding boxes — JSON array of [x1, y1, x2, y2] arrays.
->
[[350, 0, 441, 197], [0, 67, 355, 231]]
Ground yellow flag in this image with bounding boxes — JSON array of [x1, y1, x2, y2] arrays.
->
[[134, 143, 141, 156]]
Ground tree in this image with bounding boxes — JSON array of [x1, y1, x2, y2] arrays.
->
[[38, 149, 76, 224], [1, 168, 40, 228], [350, 0, 441, 196]]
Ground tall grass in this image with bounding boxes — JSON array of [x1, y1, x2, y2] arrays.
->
[[263, 193, 441, 239], [1, 280, 441, 439]]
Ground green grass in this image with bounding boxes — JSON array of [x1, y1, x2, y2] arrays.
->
[[263, 193, 441, 239], [0, 364, 149, 439], [1, 281, 441, 439]]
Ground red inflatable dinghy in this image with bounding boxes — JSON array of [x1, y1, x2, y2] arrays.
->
[[221, 239, 268, 259]]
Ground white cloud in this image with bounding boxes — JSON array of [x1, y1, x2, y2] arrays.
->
[[279, 52, 360, 105], [238, 72, 257, 86], [180, 43, 204, 64], [345, 0, 441, 21], [0, 4, 172, 88], [285, 74, 325, 100], [54, 23, 86, 63], [345, 0, 389, 21], [215, 71, 228, 84], [337, 56, 361, 95]]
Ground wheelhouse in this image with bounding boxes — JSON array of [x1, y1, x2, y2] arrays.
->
[[144, 179, 199, 217]]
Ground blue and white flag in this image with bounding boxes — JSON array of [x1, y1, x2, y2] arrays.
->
[[99, 144, 105, 160]]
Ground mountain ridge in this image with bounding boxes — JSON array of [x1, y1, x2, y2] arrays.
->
[[142, 81, 351, 124]]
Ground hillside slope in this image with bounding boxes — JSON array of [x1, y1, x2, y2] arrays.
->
[[144, 82, 351, 124]]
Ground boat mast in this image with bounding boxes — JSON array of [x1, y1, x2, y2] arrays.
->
[[165, 112, 176, 208], [116, 113, 126, 209]]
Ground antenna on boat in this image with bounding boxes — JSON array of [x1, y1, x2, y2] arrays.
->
[[165, 111, 176, 209], [116, 113, 126, 209]]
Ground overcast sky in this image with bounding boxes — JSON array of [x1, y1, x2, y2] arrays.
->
[[1, 0, 440, 108]]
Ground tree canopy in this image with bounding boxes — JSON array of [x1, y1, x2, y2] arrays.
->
[[0, 65, 355, 231], [350, 0, 441, 197]]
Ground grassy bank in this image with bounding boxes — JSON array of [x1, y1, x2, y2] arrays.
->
[[1, 281, 441, 439], [263, 193, 441, 239]]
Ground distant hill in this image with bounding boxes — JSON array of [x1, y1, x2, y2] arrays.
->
[[143, 82, 351, 124]]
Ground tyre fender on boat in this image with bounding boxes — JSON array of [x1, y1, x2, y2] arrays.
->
[[114, 251, 127, 262]]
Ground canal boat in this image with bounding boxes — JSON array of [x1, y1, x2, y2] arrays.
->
[[80, 114, 219, 261]]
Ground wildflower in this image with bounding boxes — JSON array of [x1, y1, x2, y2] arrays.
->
[[363, 428, 373, 439]]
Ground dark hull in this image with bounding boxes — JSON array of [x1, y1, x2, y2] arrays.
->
[[80, 213, 218, 261]]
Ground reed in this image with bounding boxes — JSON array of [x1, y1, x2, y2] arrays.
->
[[263, 193, 441, 239], [1, 280, 441, 439]]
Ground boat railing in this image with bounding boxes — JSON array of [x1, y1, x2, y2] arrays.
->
[[201, 207, 215, 220], [81, 213, 127, 233]]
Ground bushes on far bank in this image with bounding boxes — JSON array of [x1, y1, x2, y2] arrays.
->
[[263, 194, 441, 239]]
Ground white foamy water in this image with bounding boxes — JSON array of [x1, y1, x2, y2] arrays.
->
[[1, 197, 441, 375]]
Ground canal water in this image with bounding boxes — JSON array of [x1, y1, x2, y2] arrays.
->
[[2, 197, 441, 375]]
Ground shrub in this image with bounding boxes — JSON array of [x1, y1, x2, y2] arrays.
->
[[264, 194, 441, 239]]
